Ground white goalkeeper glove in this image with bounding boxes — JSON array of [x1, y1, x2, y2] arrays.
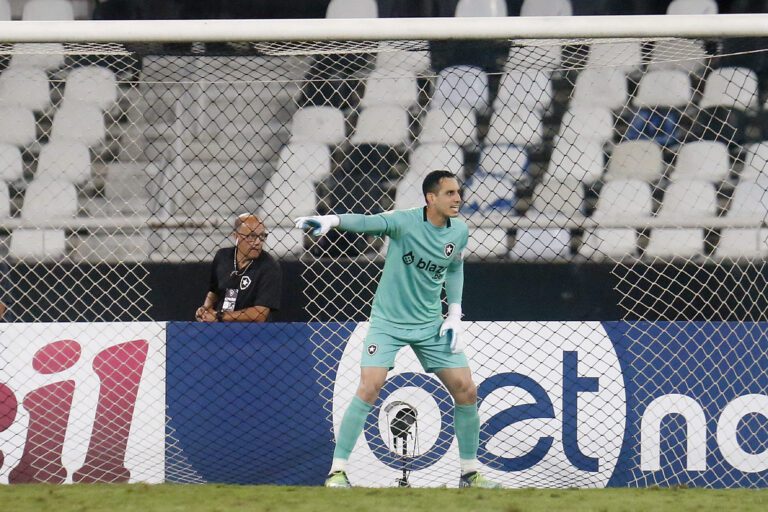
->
[[440, 303, 464, 354], [294, 215, 340, 236]]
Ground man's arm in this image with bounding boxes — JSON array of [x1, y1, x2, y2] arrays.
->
[[217, 306, 271, 322], [295, 213, 398, 237], [196, 292, 218, 321]]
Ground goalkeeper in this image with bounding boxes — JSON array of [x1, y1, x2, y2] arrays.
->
[[295, 170, 500, 489]]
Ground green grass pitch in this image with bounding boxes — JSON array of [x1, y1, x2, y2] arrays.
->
[[1, 485, 768, 512]]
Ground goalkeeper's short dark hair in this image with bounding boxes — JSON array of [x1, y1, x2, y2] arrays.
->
[[422, 170, 457, 201]]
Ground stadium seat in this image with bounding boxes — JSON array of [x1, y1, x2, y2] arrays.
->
[[461, 170, 517, 214], [648, 39, 707, 74], [0, 181, 10, 218], [22, 0, 74, 20], [263, 226, 304, 258], [361, 69, 419, 109], [35, 141, 91, 184], [431, 66, 490, 113], [521, 0, 572, 16], [478, 145, 528, 182], [9, 229, 67, 261], [375, 48, 430, 74], [740, 142, 768, 182], [714, 228, 768, 259], [546, 135, 604, 183], [326, 0, 378, 18], [485, 108, 544, 147], [0, 67, 51, 112], [570, 69, 628, 110], [9, 43, 65, 71], [667, 0, 718, 14], [69, 233, 149, 264], [586, 41, 643, 72], [505, 43, 562, 70], [592, 179, 653, 222], [394, 171, 426, 210], [50, 101, 106, 147], [644, 228, 704, 259], [605, 140, 665, 182], [579, 229, 639, 260], [699, 67, 759, 111], [658, 180, 717, 219], [673, 141, 730, 182], [0, 0, 9, 20], [408, 142, 464, 179], [509, 228, 571, 261], [494, 69, 552, 113], [22, 179, 78, 221], [350, 105, 410, 146], [290, 106, 346, 146], [727, 181, 768, 222], [419, 108, 477, 147], [0, 105, 36, 148], [276, 143, 331, 181], [557, 106, 614, 146], [465, 227, 508, 259], [63, 65, 119, 111], [531, 174, 584, 218], [634, 69, 691, 108], [0, 143, 23, 182], [455, 0, 507, 17]]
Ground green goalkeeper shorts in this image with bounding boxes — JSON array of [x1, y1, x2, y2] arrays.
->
[[360, 321, 469, 373]]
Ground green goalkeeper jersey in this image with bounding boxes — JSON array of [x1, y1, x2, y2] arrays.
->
[[338, 207, 468, 329]]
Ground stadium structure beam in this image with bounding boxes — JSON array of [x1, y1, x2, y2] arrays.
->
[[0, 14, 766, 43]]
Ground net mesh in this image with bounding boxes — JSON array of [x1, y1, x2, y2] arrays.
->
[[0, 33, 767, 487]]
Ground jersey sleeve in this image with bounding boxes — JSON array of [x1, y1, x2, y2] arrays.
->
[[444, 225, 468, 304], [338, 210, 410, 239]]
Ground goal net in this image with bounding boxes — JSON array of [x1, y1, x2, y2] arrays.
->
[[1, 15, 768, 488]]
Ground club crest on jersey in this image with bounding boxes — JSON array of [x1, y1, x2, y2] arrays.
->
[[444, 243, 455, 258], [240, 276, 252, 290], [367, 344, 378, 355]]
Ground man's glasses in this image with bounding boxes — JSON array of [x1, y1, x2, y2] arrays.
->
[[237, 232, 269, 242]]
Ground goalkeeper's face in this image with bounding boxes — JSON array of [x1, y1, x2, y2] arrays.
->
[[430, 177, 462, 219]]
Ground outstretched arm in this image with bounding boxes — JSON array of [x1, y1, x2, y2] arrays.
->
[[295, 213, 391, 237]]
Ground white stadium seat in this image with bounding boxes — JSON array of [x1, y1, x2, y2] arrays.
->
[[419, 109, 477, 147], [456, 0, 507, 17], [22, 179, 78, 221], [510, 228, 571, 261], [586, 41, 643, 72], [326, 0, 377, 18], [521, 0, 572, 16], [699, 67, 759, 110], [546, 136, 604, 183], [635, 69, 691, 108], [9, 43, 65, 71], [644, 228, 704, 259], [0, 142, 23, 182], [673, 141, 730, 182], [36, 141, 91, 184], [579, 229, 638, 260], [667, 0, 718, 15], [63, 66, 119, 111], [10, 229, 67, 260], [495, 69, 552, 113], [741, 142, 768, 182], [290, 106, 346, 145], [0, 0, 9, 20], [485, 108, 544, 147], [605, 140, 664, 182], [592, 179, 653, 222], [478, 145, 528, 182], [361, 69, 419, 109], [0, 105, 36, 148], [658, 180, 717, 218], [466, 227, 508, 259], [462, 170, 516, 213], [558, 106, 614, 145], [0, 67, 51, 112], [570, 69, 627, 110], [531, 175, 583, 218], [727, 181, 768, 222], [350, 105, 410, 146], [50, 101, 106, 147], [22, 0, 74, 20], [0, 181, 10, 218], [276, 143, 331, 181], [431, 66, 489, 113], [715, 228, 768, 259]]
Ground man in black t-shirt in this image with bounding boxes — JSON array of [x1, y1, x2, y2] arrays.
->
[[195, 214, 281, 322]]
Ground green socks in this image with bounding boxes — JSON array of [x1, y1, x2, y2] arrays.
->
[[454, 402, 480, 461], [333, 395, 373, 460]]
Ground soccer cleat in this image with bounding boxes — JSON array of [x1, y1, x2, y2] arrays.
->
[[324, 471, 352, 488], [459, 471, 502, 489]]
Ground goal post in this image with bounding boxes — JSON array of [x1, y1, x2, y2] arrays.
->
[[0, 14, 767, 488]]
